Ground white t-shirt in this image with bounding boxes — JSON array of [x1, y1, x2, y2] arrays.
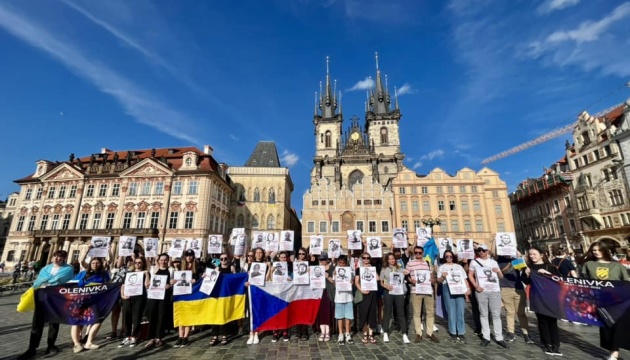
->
[[469, 257, 501, 293]]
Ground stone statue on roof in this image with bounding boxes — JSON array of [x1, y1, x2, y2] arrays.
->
[[102, 152, 109, 163], [151, 148, 156, 158], [89, 154, 95, 166], [113, 152, 119, 164], [69, 153, 75, 162]]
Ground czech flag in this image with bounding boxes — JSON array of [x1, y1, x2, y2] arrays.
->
[[250, 283, 323, 332], [173, 272, 247, 326]]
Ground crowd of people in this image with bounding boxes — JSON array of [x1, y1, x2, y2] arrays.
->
[[15, 238, 630, 360]]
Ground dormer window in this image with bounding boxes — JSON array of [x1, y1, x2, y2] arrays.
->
[[185, 158, 192, 166], [582, 131, 591, 145]]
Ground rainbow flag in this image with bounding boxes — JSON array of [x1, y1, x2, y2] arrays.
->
[[173, 272, 247, 326]]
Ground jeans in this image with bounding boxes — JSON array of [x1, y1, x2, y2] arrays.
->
[[442, 284, 466, 335], [476, 291, 503, 341], [382, 292, 407, 334]]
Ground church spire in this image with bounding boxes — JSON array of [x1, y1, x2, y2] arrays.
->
[[318, 56, 337, 118], [369, 52, 391, 115]]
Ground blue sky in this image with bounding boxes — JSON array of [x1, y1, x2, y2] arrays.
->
[[1, 0, 629, 213]]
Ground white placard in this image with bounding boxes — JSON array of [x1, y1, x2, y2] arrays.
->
[[173, 270, 193, 295], [496, 232, 517, 257], [272, 261, 289, 284], [293, 261, 309, 285], [230, 228, 245, 245], [123, 271, 144, 297], [347, 230, 363, 250], [252, 232, 265, 249], [456, 239, 474, 260], [264, 232, 279, 252], [416, 227, 431, 248], [234, 233, 247, 256], [309, 265, 326, 289], [89, 236, 111, 258], [249, 263, 267, 286], [438, 238, 454, 258], [476, 267, 500, 292], [447, 269, 468, 295], [328, 239, 341, 259], [310, 235, 323, 255], [147, 274, 167, 300], [207, 235, 223, 254], [367, 237, 382, 258], [118, 236, 136, 257], [280, 230, 294, 251], [144, 238, 159, 258], [335, 266, 352, 292], [389, 272, 404, 295], [414, 269, 433, 295], [360, 267, 378, 291], [392, 229, 407, 249], [200, 268, 219, 295], [186, 239, 202, 258], [168, 239, 185, 258]]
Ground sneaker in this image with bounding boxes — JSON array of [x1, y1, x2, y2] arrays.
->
[[433, 325, 439, 332], [118, 338, 131, 348], [524, 334, 535, 344], [174, 338, 183, 348], [458, 335, 467, 344], [345, 333, 354, 344], [129, 338, 137, 347], [246, 335, 254, 345], [376, 325, 383, 334], [337, 335, 345, 345], [271, 334, 279, 343], [552, 345, 563, 356], [450, 334, 458, 342], [403, 334, 410, 344], [496, 340, 508, 349], [253, 334, 260, 344], [73, 344, 84, 353], [300, 334, 309, 341], [544, 345, 554, 355], [505, 333, 515, 342], [480, 338, 490, 347], [283, 334, 290, 342], [17, 349, 36, 360], [607, 356, 618, 360], [180, 338, 189, 348], [383, 332, 389, 343], [428, 334, 440, 343]]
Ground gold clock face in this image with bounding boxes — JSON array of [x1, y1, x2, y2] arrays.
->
[[351, 132, 359, 140]]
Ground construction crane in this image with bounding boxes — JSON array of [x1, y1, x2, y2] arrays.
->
[[481, 82, 630, 165]]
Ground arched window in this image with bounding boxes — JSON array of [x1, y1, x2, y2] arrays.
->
[[252, 215, 259, 229], [320, 133, 324, 143], [348, 169, 364, 187], [325, 131, 332, 148], [267, 214, 275, 229], [253, 188, 260, 202], [268, 188, 275, 204], [236, 214, 244, 227], [380, 127, 388, 144]]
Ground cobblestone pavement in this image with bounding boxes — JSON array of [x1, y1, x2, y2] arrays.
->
[[0, 292, 627, 360]]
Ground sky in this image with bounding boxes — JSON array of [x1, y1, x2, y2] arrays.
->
[[1, 0, 629, 213]]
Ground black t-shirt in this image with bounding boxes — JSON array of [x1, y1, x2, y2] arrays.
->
[[551, 257, 576, 277]]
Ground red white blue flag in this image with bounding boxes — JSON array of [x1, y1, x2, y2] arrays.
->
[[250, 283, 323, 332]]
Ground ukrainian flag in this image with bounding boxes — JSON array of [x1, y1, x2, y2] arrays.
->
[[173, 272, 248, 326]]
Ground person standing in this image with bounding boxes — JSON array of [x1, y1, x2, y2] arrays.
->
[[208, 252, 236, 346], [406, 246, 439, 343], [497, 255, 534, 344], [380, 253, 410, 344], [467, 244, 508, 348], [144, 253, 174, 350], [437, 250, 469, 343], [119, 256, 148, 347], [17, 250, 74, 360], [355, 253, 380, 344]]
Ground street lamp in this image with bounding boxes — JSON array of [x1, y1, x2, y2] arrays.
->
[[422, 217, 441, 229]]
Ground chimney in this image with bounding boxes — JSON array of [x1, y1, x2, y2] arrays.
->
[[203, 145, 213, 155], [101, 148, 111, 154]]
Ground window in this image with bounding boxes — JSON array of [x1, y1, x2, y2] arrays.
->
[[78, 213, 89, 230], [254, 188, 261, 202], [363, 200, 371, 205], [401, 220, 408, 232], [459, 186, 466, 193], [473, 200, 481, 212], [471, 186, 478, 193], [437, 186, 443, 194], [172, 181, 182, 195], [325, 131, 332, 148], [380, 127, 388, 144], [184, 211, 194, 229], [357, 200, 362, 205], [399, 187, 406, 194], [464, 219, 472, 231], [476, 219, 483, 232], [421, 187, 428, 194], [16, 216, 25, 231], [307, 221, 315, 233], [58, 186, 66, 198], [438, 200, 445, 211], [252, 216, 259, 229], [381, 221, 389, 232], [332, 221, 340, 233], [569, 219, 576, 232], [267, 214, 275, 229], [98, 184, 108, 197], [168, 212, 178, 229], [319, 221, 327, 233], [137, 212, 146, 228], [188, 180, 198, 195], [369, 221, 376, 232], [558, 222, 565, 234], [414, 220, 421, 230], [492, 190, 499, 198], [68, 185, 77, 198], [71, 250, 80, 263], [85, 184, 94, 197], [128, 182, 138, 196], [329, 200, 334, 206], [105, 213, 115, 229], [495, 205, 502, 215], [312, 200, 319, 206], [545, 203, 551, 214], [448, 186, 454, 194], [123, 212, 132, 229], [268, 189, 275, 204], [497, 222, 505, 232], [6, 250, 15, 262], [374, 199, 382, 205], [401, 201, 407, 212], [451, 220, 459, 232], [40, 214, 49, 230], [142, 182, 151, 196], [356, 221, 364, 232], [449, 200, 456, 211], [47, 187, 56, 199], [154, 182, 164, 195], [51, 214, 60, 230], [461, 200, 469, 211], [25, 189, 32, 200], [92, 213, 101, 229], [411, 187, 418, 194], [150, 212, 159, 229], [61, 214, 71, 230], [423, 200, 430, 211], [111, 184, 120, 197], [27, 216, 36, 231], [412, 200, 419, 212]]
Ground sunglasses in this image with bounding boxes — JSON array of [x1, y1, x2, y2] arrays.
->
[[477, 249, 488, 252], [362, 256, 371, 260], [220, 257, 229, 261], [298, 252, 306, 255], [134, 261, 144, 264], [444, 255, 453, 258], [414, 251, 423, 255], [247, 255, 254, 257]]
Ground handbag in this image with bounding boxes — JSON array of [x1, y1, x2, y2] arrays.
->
[[17, 287, 35, 312], [353, 289, 363, 304]]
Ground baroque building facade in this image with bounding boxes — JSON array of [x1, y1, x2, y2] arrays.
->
[[0, 192, 18, 259]]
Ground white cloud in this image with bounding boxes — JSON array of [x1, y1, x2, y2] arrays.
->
[[229, 134, 239, 141], [546, 2, 630, 43], [347, 77, 374, 91], [412, 162, 422, 169], [421, 149, 445, 161], [0, 4, 201, 144], [396, 83, 414, 96], [281, 150, 299, 167], [537, 0, 580, 15]]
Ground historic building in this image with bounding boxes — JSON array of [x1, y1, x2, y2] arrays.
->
[[302, 56, 404, 248], [392, 167, 515, 248], [510, 157, 583, 253], [0, 192, 18, 259], [0, 146, 233, 268], [228, 141, 301, 247]]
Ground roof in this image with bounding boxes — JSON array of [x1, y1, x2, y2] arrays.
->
[[245, 142, 281, 167]]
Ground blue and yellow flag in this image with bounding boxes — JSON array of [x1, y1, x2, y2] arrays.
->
[[423, 237, 439, 265], [173, 272, 247, 326]]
